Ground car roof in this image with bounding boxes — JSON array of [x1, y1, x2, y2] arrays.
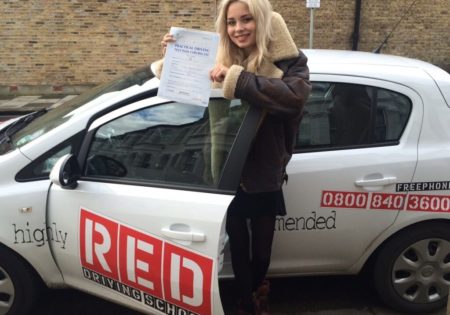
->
[[304, 49, 430, 68], [304, 49, 450, 107]]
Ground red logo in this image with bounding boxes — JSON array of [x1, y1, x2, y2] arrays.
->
[[80, 208, 213, 315]]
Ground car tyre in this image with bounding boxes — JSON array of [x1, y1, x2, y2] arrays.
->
[[0, 245, 42, 315], [373, 222, 450, 313]]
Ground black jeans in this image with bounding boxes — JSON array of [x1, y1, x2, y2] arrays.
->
[[226, 211, 276, 311]]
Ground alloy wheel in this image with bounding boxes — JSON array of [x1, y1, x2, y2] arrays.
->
[[392, 238, 450, 304], [0, 265, 15, 315]]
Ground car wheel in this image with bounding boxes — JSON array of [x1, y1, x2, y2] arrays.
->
[[373, 222, 450, 313], [0, 246, 42, 315]]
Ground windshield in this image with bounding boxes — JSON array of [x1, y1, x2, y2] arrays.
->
[[0, 66, 154, 156]]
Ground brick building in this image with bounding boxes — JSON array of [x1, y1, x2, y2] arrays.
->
[[1, 0, 449, 93]]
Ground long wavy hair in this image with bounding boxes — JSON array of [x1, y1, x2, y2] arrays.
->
[[215, 0, 274, 73]]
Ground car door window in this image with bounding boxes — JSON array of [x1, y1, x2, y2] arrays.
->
[[296, 82, 412, 150], [15, 133, 84, 181], [85, 99, 248, 189]]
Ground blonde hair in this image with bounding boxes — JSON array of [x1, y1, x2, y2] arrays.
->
[[215, 0, 273, 73]]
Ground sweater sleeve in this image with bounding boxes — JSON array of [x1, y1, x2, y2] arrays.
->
[[151, 58, 164, 79], [233, 51, 311, 117]]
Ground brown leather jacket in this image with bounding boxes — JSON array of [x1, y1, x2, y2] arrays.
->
[[153, 12, 311, 192], [219, 12, 311, 193], [235, 51, 311, 192]]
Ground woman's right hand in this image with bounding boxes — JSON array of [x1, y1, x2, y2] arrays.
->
[[210, 64, 229, 83], [161, 33, 175, 56]]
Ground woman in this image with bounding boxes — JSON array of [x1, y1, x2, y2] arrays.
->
[[161, 1, 310, 314]]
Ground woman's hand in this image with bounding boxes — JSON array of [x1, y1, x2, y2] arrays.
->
[[210, 64, 229, 83], [160, 33, 175, 56]]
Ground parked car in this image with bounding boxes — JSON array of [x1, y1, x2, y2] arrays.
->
[[1, 49, 450, 315]]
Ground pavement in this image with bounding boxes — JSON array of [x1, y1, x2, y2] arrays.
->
[[0, 93, 78, 114], [35, 276, 447, 315]]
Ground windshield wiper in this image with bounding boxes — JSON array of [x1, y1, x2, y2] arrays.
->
[[0, 108, 48, 144]]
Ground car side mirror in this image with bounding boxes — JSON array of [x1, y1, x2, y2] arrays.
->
[[50, 153, 81, 189]]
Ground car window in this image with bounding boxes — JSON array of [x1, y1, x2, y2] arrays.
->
[[85, 99, 249, 189], [34, 145, 72, 174], [296, 82, 412, 150], [15, 133, 84, 182]]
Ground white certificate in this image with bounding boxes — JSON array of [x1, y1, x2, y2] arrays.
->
[[157, 27, 219, 107]]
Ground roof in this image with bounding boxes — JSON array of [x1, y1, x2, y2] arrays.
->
[[304, 49, 434, 69], [303, 49, 450, 107]]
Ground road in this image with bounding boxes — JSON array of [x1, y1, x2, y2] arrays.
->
[[34, 275, 445, 315]]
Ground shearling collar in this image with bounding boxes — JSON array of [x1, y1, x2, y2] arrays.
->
[[267, 12, 299, 62], [254, 11, 299, 79]]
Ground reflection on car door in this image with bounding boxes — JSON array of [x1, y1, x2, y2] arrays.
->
[[46, 95, 259, 315], [270, 77, 423, 274]]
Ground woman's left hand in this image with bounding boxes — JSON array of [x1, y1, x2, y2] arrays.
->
[[209, 64, 229, 83], [161, 33, 175, 56]]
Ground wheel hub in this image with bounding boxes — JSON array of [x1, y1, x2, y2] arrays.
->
[[420, 265, 435, 278]]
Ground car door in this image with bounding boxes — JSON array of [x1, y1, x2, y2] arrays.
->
[[47, 93, 259, 315], [270, 75, 423, 274]]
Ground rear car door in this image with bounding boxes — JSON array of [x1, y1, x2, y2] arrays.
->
[[47, 94, 259, 315], [270, 75, 423, 273]]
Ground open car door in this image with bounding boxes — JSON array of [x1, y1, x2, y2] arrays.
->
[[47, 91, 261, 315]]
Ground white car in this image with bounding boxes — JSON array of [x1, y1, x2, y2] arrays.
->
[[1, 50, 450, 315]]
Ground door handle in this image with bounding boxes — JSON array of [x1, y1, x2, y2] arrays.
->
[[354, 176, 397, 187], [161, 226, 206, 242]]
